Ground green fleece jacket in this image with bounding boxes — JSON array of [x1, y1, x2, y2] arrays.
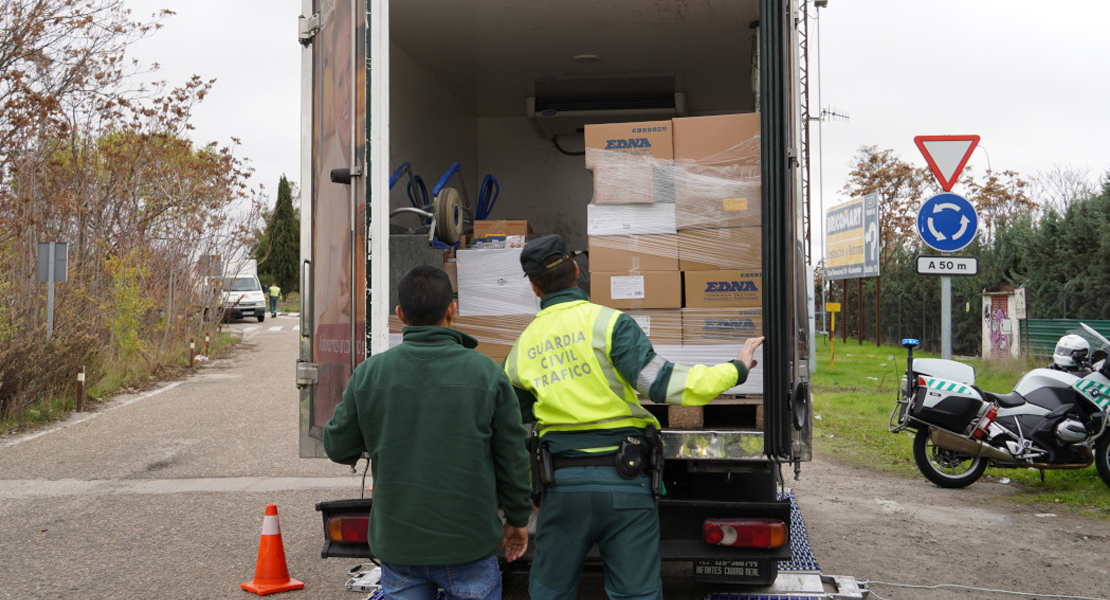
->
[[323, 326, 531, 566]]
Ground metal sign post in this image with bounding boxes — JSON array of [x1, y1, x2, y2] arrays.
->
[[826, 302, 840, 370], [914, 134, 980, 359], [37, 242, 68, 343]]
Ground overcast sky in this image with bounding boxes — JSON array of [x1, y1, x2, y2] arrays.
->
[[125, 1, 1110, 251]]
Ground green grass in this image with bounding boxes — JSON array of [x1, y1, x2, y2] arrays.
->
[[278, 291, 299, 314], [811, 336, 1110, 516], [2, 330, 240, 436]]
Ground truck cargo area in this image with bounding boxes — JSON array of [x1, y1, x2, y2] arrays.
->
[[382, 0, 760, 250], [301, 0, 821, 593]]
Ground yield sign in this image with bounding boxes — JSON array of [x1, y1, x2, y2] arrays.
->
[[914, 135, 980, 192]]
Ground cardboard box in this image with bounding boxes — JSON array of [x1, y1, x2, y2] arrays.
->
[[590, 271, 682, 310], [678, 227, 761, 271], [456, 248, 541, 316], [443, 250, 458, 292], [683, 269, 762, 308], [672, 113, 760, 164], [674, 166, 760, 230], [624, 309, 682, 345], [587, 203, 677, 236], [454, 314, 533, 360], [472, 220, 532, 239], [589, 234, 679, 272], [672, 113, 760, 230], [682, 308, 763, 344], [592, 161, 652, 205], [585, 120, 673, 171], [389, 314, 531, 360]]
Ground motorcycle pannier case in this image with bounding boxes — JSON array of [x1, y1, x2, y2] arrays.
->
[[909, 386, 988, 434]]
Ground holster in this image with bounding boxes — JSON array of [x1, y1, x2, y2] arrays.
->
[[644, 424, 664, 499], [529, 430, 553, 502]]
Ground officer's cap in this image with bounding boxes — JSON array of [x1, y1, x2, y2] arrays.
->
[[521, 234, 575, 277]]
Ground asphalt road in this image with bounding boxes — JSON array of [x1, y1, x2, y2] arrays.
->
[[0, 316, 371, 600]]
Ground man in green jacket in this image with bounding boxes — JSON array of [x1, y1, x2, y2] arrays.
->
[[505, 235, 763, 600], [324, 265, 532, 600]]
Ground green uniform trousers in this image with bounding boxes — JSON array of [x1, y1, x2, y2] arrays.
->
[[529, 466, 662, 600]]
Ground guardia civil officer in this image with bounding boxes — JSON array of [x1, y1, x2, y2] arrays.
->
[[504, 234, 763, 600]]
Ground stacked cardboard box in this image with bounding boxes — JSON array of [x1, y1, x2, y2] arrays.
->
[[586, 122, 681, 311], [584, 115, 764, 405]]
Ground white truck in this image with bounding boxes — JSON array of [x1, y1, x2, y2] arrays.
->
[[297, 1, 863, 596]]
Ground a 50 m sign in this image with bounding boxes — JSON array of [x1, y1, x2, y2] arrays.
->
[[825, 193, 879, 281]]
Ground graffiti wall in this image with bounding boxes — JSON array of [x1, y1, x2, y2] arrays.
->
[[981, 287, 1025, 360]]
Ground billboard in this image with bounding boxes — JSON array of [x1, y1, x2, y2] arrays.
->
[[824, 192, 879, 281]]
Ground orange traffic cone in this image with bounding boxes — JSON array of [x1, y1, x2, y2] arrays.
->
[[241, 504, 305, 596]]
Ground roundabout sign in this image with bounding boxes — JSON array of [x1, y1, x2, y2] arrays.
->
[[916, 192, 978, 252]]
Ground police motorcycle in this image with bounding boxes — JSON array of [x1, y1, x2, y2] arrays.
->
[[889, 324, 1110, 489]]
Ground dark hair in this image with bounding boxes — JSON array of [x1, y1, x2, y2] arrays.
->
[[398, 265, 454, 326], [528, 258, 578, 295]]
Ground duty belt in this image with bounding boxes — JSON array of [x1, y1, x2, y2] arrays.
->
[[551, 453, 617, 470]]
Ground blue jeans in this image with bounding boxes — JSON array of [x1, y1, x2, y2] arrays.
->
[[380, 555, 501, 600]]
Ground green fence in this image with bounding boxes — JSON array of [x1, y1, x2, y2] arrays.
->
[[1021, 319, 1110, 358]]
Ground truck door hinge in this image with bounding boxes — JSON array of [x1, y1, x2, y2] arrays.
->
[[296, 360, 319, 387], [298, 13, 321, 46]]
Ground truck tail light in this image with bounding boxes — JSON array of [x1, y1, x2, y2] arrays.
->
[[703, 519, 787, 549], [326, 515, 369, 543]]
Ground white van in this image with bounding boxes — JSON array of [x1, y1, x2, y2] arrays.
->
[[220, 260, 267, 322]]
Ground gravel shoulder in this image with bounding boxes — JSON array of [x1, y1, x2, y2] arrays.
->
[[789, 450, 1110, 600]]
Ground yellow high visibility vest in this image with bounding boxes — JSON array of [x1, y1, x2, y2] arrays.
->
[[505, 300, 659, 435]]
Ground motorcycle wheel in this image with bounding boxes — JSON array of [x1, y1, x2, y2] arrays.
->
[[1096, 433, 1110, 489], [912, 427, 987, 488]]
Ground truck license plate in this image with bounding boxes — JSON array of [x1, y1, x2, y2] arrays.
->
[[693, 559, 766, 582]]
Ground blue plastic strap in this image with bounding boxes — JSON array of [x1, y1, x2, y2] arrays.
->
[[432, 161, 462, 196], [477, 174, 499, 220], [389, 162, 410, 190]]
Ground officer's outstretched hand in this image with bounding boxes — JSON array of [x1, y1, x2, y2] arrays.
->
[[736, 336, 765, 371], [500, 524, 529, 562]]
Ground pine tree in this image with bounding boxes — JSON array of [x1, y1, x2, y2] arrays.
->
[[267, 176, 300, 293]]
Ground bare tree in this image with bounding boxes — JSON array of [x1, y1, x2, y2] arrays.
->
[[0, 1, 265, 417], [1030, 165, 1095, 213], [962, 168, 1036, 243]]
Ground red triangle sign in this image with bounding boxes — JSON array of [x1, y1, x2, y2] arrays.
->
[[914, 135, 980, 192]]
